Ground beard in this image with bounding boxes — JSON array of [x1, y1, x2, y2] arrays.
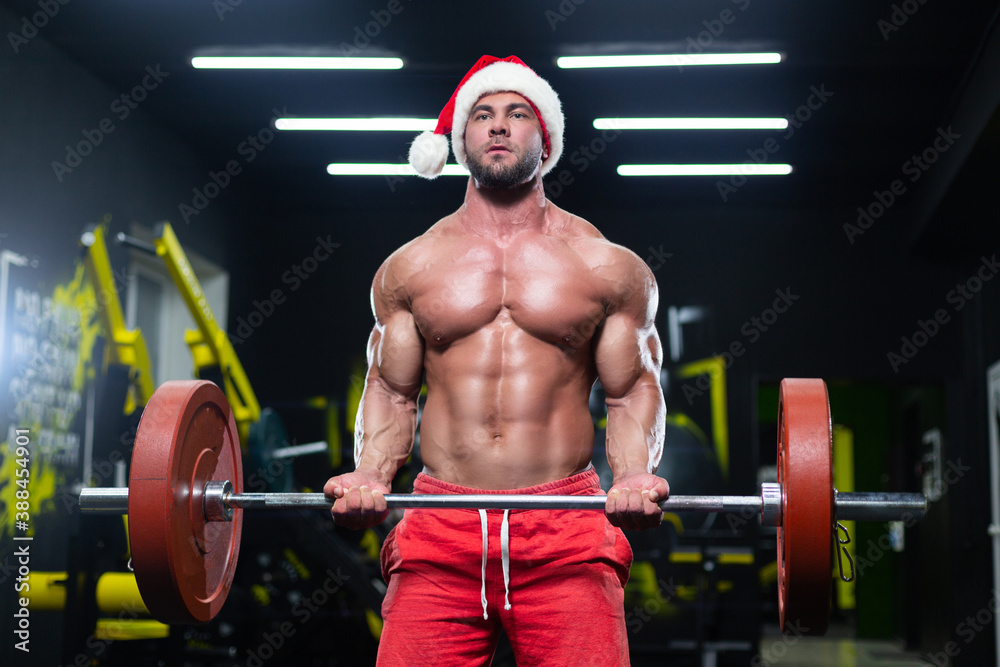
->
[[466, 142, 543, 190]]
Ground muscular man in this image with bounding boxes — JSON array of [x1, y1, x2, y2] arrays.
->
[[325, 55, 668, 667]]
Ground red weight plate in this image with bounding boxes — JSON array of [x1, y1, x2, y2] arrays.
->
[[777, 378, 833, 636], [128, 380, 243, 624]]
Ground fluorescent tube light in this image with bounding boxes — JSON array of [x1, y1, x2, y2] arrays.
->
[[594, 118, 789, 131], [191, 57, 404, 69], [327, 163, 468, 176], [617, 164, 793, 176], [557, 53, 782, 68], [277, 118, 435, 131]]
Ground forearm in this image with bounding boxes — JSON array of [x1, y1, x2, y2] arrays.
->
[[354, 378, 419, 487], [605, 381, 666, 482]]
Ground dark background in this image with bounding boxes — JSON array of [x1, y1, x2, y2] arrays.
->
[[1, 1, 999, 664]]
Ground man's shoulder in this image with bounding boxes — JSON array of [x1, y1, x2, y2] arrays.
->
[[548, 207, 656, 308], [552, 209, 647, 272], [546, 204, 603, 240], [398, 212, 463, 251], [375, 214, 457, 288]]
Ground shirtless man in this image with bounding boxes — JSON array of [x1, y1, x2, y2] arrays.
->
[[325, 55, 667, 667]]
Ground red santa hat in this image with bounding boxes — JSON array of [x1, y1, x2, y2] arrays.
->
[[408, 55, 564, 179]]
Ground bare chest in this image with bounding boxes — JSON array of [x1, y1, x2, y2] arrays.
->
[[409, 237, 606, 348]]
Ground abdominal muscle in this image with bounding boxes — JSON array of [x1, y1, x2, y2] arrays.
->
[[416, 324, 598, 490]]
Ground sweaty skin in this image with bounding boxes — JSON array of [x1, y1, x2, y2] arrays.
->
[[325, 92, 668, 530]]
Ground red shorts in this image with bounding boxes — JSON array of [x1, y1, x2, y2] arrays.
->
[[377, 468, 633, 667]]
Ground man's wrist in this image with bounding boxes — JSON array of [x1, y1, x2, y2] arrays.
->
[[611, 468, 655, 484], [354, 465, 393, 489]]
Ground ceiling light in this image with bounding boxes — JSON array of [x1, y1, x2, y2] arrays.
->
[[557, 53, 782, 68], [191, 57, 404, 69], [617, 164, 793, 176], [326, 163, 467, 176], [594, 118, 789, 130], [277, 118, 435, 131]]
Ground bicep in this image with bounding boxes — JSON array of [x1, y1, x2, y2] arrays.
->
[[593, 255, 663, 399], [594, 309, 662, 400], [363, 254, 425, 398], [368, 309, 424, 398]]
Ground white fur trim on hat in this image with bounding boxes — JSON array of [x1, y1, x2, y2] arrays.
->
[[409, 131, 449, 179], [451, 61, 564, 178]]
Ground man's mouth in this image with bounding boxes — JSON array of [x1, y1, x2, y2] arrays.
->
[[487, 144, 510, 153]]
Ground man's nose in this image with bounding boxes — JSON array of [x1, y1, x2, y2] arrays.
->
[[489, 118, 508, 136]]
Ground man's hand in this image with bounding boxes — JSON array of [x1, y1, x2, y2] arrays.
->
[[606, 473, 670, 531], [323, 468, 391, 530]]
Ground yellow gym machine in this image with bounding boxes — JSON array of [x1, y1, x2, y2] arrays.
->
[[80, 221, 261, 433], [69, 222, 342, 641], [50, 222, 265, 638]]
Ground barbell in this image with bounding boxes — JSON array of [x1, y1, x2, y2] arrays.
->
[[79, 378, 927, 635]]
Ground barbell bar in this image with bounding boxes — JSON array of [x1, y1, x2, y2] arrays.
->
[[76, 378, 928, 635], [80, 483, 926, 525]]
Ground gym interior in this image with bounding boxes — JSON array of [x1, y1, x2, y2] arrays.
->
[[2, 2, 1000, 665]]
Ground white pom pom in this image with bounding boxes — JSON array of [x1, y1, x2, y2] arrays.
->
[[408, 131, 449, 179]]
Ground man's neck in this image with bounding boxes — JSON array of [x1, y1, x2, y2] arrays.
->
[[459, 174, 549, 239]]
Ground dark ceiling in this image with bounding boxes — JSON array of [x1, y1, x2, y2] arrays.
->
[[4, 0, 999, 245]]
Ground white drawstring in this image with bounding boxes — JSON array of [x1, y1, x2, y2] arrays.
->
[[479, 510, 489, 620], [500, 509, 511, 611], [479, 509, 513, 619]]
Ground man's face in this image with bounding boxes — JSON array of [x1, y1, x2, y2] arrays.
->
[[464, 92, 546, 189]]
